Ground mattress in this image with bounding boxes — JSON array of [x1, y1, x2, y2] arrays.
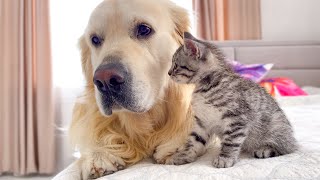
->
[[53, 94, 320, 180]]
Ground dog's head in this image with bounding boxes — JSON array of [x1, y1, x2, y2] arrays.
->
[[79, 0, 189, 116]]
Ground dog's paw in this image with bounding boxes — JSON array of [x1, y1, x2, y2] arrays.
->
[[164, 150, 197, 165], [153, 142, 183, 164], [253, 146, 279, 159], [153, 140, 205, 165], [80, 152, 126, 180], [153, 148, 174, 164], [212, 156, 237, 168]]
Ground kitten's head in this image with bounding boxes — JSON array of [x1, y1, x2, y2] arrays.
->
[[168, 32, 227, 84]]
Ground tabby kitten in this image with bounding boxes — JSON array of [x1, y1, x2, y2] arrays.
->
[[167, 32, 297, 168]]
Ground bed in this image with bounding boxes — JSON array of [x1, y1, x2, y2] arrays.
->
[[53, 41, 320, 180]]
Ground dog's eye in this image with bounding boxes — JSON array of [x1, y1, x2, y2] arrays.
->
[[136, 24, 153, 39], [91, 35, 103, 47]]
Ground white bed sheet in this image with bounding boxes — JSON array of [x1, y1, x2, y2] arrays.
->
[[53, 95, 320, 180]]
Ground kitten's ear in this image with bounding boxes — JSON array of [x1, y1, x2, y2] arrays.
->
[[184, 32, 196, 40], [183, 39, 200, 58]]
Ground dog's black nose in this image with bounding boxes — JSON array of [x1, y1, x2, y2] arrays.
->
[[93, 63, 126, 95]]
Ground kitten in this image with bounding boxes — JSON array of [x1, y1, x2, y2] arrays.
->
[[167, 32, 298, 168]]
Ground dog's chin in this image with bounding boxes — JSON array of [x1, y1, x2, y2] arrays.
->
[[96, 94, 150, 117]]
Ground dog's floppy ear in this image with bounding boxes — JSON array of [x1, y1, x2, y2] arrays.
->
[[79, 35, 94, 86], [169, 3, 190, 45]]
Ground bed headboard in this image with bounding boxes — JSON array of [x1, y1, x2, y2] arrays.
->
[[215, 41, 320, 87]]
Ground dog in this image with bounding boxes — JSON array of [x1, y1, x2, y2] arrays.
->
[[69, 0, 194, 179]]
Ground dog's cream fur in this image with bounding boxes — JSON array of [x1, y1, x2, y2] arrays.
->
[[69, 0, 194, 178]]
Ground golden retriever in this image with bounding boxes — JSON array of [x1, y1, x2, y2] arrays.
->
[[69, 0, 194, 178]]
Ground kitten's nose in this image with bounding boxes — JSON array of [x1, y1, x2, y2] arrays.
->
[[168, 69, 173, 76]]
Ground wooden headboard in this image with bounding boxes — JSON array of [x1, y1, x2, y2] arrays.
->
[[215, 41, 320, 87]]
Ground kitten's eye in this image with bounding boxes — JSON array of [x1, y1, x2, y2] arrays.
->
[[91, 35, 103, 47], [174, 64, 178, 70], [136, 24, 153, 39], [180, 66, 188, 69]]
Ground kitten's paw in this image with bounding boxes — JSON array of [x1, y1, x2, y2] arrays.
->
[[80, 152, 126, 179], [253, 147, 279, 159], [212, 156, 237, 168]]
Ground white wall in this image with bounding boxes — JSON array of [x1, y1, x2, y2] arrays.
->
[[54, 87, 83, 171], [261, 0, 320, 41]]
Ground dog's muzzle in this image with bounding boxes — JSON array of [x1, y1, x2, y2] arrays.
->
[[93, 61, 141, 115], [93, 63, 126, 95]]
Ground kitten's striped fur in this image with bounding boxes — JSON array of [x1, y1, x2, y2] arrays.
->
[[167, 32, 297, 168]]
